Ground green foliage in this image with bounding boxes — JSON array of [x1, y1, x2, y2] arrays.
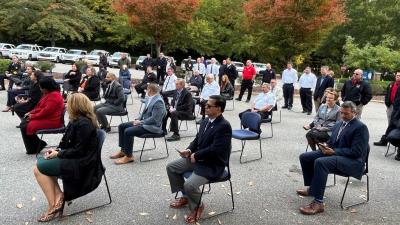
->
[[74, 60, 87, 71], [0, 59, 11, 75], [35, 61, 55, 72]]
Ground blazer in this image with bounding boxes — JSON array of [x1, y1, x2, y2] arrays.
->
[[313, 75, 334, 100], [64, 70, 82, 91], [310, 104, 340, 135], [224, 64, 238, 80], [171, 88, 193, 115], [139, 94, 166, 134], [103, 81, 125, 111], [82, 75, 100, 100], [188, 75, 203, 89], [188, 115, 232, 180], [327, 119, 369, 179], [57, 116, 102, 201], [27, 91, 64, 135]]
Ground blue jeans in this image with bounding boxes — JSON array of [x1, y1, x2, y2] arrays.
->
[[118, 122, 150, 156]]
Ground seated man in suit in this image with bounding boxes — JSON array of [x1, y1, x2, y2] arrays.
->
[[198, 74, 220, 122], [297, 101, 369, 215], [239, 83, 276, 121], [166, 95, 232, 223], [303, 91, 340, 151], [94, 72, 125, 132], [110, 83, 166, 165], [134, 66, 157, 99], [164, 79, 194, 142], [78, 66, 100, 101], [186, 70, 203, 94]]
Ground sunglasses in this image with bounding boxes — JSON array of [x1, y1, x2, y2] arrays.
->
[[205, 104, 218, 108]]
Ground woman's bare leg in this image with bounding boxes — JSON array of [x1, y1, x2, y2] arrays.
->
[[33, 166, 57, 211]]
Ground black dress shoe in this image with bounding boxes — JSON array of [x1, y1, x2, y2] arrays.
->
[[282, 106, 288, 109], [235, 98, 241, 101], [374, 135, 388, 146], [245, 99, 250, 103], [166, 134, 180, 142], [302, 111, 307, 113], [288, 106, 292, 110], [307, 112, 311, 115]]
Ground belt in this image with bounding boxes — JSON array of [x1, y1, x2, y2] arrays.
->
[[284, 83, 293, 85], [300, 87, 311, 89]]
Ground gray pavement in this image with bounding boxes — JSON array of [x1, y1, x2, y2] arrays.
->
[[0, 88, 399, 225]]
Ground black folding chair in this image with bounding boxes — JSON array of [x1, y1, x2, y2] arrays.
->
[[178, 99, 199, 138], [260, 113, 273, 139], [35, 108, 67, 157], [385, 143, 397, 157], [107, 95, 130, 132], [64, 129, 112, 216]]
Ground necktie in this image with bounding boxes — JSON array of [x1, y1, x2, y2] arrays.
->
[[164, 77, 170, 91], [203, 121, 211, 134], [174, 91, 181, 108], [211, 65, 213, 74], [336, 122, 347, 141], [105, 84, 111, 97]]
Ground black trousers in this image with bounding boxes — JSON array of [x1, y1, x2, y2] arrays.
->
[[20, 120, 47, 154], [387, 128, 400, 147], [161, 90, 176, 106], [157, 69, 165, 83], [0, 74, 5, 90], [283, 83, 294, 107], [305, 129, 330, 150], [300, 88, 312, 112], [163, 110, 193, 135], [229, 78, 236, 91], [238, 79, 253, 101], [14, 102, 35, 118]]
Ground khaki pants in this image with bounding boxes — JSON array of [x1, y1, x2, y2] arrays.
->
[[356, 104, 364, 119], [314, 97, 321, 113]]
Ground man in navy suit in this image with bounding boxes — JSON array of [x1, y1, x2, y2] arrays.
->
[[166, 95, 232, 223], [313, 66, 334, 112], [297, 101, 369, 215]]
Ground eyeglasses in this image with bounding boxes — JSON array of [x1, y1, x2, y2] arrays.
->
[[205, 104, 218, 108]]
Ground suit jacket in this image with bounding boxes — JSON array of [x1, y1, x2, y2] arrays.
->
[[64, 70, 82, 91], [189, 75, 202, 89], [260, 69, 276, 83], [188, 115, 232, 180], [224, 64, 238, 80], [310, 104, 340, 135], [82, 75, 100, 100], [327, 119, 369, 179], [139, 94, 166, 134], [103, 81, 125, 111], [313, 75, 334, 100], [171, 88, 193, 116]]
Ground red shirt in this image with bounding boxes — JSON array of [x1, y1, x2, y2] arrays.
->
[[242, 65, 256, 80], [390, 82, 399, 104]]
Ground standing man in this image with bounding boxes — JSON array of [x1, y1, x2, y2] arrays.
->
[[156, 52, 167, 83], [341, 69, 372, 119], [224, 58, 238, 91], [282, 62, 298, 110], [166, 95, 232, 223], [314, 66, 334, 112], [99, 52, 109, 70], [206, 58, 219, 81], [193, 57, 206, 86], [299, 67, 317, 115], [297, 101, 369, 215], [218, 59, 227, 86], [164, 79, 194, 141], [236, 60, 256, 103], [374, 71, 400, 147], [118, 53, 131, 68], [141, 53, 153, 71], [185, 56, 194, 82], [260, 63, 276, 84]]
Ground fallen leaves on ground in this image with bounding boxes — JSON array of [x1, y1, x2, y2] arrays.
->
[[85, 211, 93, 215], [235, 191, 241, 195], [31, 197, 36, 201], [350, 209, 357, 213], [172, 214, 177, 220], [218, 219, 222, 224], [16, 203, 23, 209], [86, 217, 93, 223], [208, 211, 216, 216], [139, 212, 149, 216], [248, 181, 254, 186]]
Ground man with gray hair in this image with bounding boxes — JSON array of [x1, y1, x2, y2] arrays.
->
[[206, 58, 219, 81], [297, 101, 369, 215], [198, 74, 220, 121], [313, 66, 334, 112], [341, 69, 372, 119]]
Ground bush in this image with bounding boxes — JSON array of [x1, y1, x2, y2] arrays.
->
[[0, 59, 11, 75], [335, 81, 389, 96], [74, 60, 87, 71], [35, 61, 55, 72]]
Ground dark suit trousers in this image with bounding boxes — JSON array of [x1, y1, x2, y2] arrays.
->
[[229, 77, 236, 90], [118, 122, 151, 156], [283, 83, 294, 107], [387, 128, 400, 147], [94, 104, 122, 128], [0, 74, 5, 89], [7, 89, 25, 107], [20, 121, 46, 154], [157, 69, 165, 83], [161, 90, 176, 106], [299, 151, 341, 200], [238, 79, 253, 101], [164, 110, 193, 135], [300, 88, 312, 112]]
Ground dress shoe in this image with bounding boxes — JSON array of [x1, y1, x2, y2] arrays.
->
[[110, 151, 125, 159], [282, 106, 288, 109], [302, 111, 307, 113], [166, 134, 180, 142], [185, 203, 205, 223], [245, 99, 250, 103], [288, 106, 292, 110], [373, 135, 387, 146], [114, 156, 134, 165], [307, 112, 311, 115], [395, 148, 400, 161], [235, 98, 241, 101], [299, 200, 324, 215], [169, 197, 188, 208], [296, 188, 309, 196]]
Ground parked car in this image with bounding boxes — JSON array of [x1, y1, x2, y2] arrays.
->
[[0, 43, 15, 58], [85, 50, 109, 66], [108, 52, 131, 68], [180, 58, 196, 71], [37, 47, 67, 63], [9, 44, 43, 60], [253, 62, 267, 75], [232, 61, 244, 72], [135, 55, 147, 70], [62, 49, 87, 64]]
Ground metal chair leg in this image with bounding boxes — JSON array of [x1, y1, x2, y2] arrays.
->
[[340, 175, 369, 209], [385, 143, 396, 157], [139, 138, 169, 162]]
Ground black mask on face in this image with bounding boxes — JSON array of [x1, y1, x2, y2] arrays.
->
[[105, 80, 112, 84]]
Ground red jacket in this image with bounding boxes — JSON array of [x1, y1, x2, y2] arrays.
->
[[27, 91, 65, 135]]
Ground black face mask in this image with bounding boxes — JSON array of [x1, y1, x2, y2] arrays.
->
[[105, 80, 112, 84]]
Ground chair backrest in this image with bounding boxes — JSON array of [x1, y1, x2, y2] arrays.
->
[[121, 78, 131, 90], [241, 112, 261, 133], [97, 129, 106, 154], [61, 107, 67, 127]]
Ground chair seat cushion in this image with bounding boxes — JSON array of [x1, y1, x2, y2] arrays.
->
[[232, 130, 260, 140], [138, 132, 165, 138], [36, 127, 66, 135]]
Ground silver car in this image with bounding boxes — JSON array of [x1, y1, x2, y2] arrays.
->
[[232, 61, 244, 72], [253, 62, 267, 75], [180, 59, 196, 71], [9, 44, 43, 60], [62, 49, 87, 64], [0, 43, 15, 58], [37, 47, 67, 63], [108, 52, 131, 68], [85, 50, 109, 66]]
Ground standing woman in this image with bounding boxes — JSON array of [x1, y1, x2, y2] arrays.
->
[[33, 93, 102, 222], [20, 77, 64, 154]]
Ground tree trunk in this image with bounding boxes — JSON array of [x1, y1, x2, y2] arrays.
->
[[155, 42, 162, 56]]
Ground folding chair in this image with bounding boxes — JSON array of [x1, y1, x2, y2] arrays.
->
[[107, 95, 130, 132], [121, 78, 134, 105], [35, 108, 67, 156], [178, 99, 198, 138], [260, 112, 273, 139], [64, 129, 112, 216], [232, 112, 262, 163], [224, 96, 235, 111], [385, 143, 397, 157]]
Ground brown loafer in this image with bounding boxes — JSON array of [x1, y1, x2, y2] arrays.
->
[[185, 203, 205, 223], [110, 151, 125, 159], [296, 188, 309, 196], [114, 156, 134, 165], [299, 200, 324, 215], [169, 197, 188, 209]]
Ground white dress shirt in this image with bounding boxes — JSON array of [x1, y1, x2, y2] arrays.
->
[[162, 74, 177, 92], [193, 63, 206, 75], [299, 72, 317, 91], [206, 63, 220, 77], [201, 81, 220, 100], [282, 68, 298, 84], [254, 92, 276, 111]]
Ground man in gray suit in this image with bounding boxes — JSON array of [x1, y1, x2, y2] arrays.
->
[[111, 83, 166, 164], [94, 72, 125, 132]]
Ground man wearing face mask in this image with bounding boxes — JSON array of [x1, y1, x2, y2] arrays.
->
[[93, 72, 125, 132]]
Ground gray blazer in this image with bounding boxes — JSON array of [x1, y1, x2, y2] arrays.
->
[[310, 104, 340, 135], [103, 81, 125, 111], [139, 94, 166, 134]]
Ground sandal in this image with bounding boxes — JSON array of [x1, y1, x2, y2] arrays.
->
[[170, 197, 188, 208], [49, 194, 64, 214], [185, 204, 205, 224]]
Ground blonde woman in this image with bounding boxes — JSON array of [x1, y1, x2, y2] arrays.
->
[[33, 93, 101, 222]]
